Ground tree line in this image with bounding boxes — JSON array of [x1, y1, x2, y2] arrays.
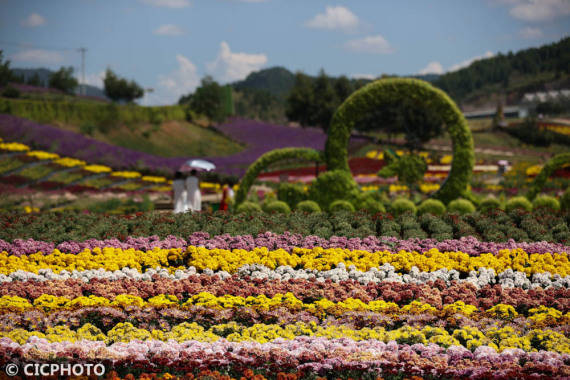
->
[[1, 51, 144, 103], [434, 37, 570, 102]]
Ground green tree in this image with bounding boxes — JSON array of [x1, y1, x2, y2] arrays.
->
[[286, 72, 315, 127], [27, 73, 42, 87], [0, 50, 14, 87], [103, 69, 144, 103], [181, 76, 226, 124], [312, 69, 338, 131], [49, 66, 78, 94]]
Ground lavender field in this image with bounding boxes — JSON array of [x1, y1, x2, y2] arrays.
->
[[0, 115, 368, 176]]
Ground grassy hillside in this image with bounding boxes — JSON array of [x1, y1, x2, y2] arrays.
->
[[0, 97, 244, 158], [61, 120, 244, 157], [433, 37, 570, 107]]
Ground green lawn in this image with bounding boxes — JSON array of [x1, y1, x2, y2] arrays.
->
[[59, 120, 244, 158]]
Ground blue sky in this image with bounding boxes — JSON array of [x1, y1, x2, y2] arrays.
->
[[1, 0, 569, 105]]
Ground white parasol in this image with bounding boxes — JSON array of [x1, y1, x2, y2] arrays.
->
[[180, 159, 216, 172]]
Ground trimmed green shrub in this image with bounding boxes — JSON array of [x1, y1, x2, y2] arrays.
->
[[308, 170, 360, 211], [352, 192, 386, 214], [296, 200, 321, 213], [505, 196, 533, 212], [390, 198, 416, 216], [277, 183, 307, 209], [264, 200, 291, 214], [479, 197, 502, 213], [527, 153, 570, 200], [236, 201, 262, 214], [329, 200, 355, 212], [235, 147, 323, 206], [447, 199, 476, 215], [532, 195, 560, 211], [327, 77, 474, 204], [561, 189, 570, 211], [417, 199, 446, 216]]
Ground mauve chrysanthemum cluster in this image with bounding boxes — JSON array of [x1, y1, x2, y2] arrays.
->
[[1, 337, 568, 379], [1, 232, 568, 256]]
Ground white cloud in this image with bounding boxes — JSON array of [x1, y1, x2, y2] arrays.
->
[[139, 0, 190, 8], [305, 6, 359, 32], [520, 26, 543, 39], [351, 73, 376, 80], [10, 49, 63, 64], [21, 13, 45, 27], [206, 41, 267, 82], [153, 24, 185, 36], [499, 0, 570, 22], [145, 54, 200, 105], [448, 51, 494, 72], [84, 71, 105, 88], [418, 61, 444, 75], [344, 35, 393, 54]]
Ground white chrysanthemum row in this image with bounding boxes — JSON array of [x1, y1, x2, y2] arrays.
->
[[1, 264, 569, 289]]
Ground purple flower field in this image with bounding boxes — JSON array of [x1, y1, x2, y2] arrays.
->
[[0, 115, 369, 177]]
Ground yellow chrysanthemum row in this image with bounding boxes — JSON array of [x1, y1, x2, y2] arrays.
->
[[1, 294, 566, 326], [2, 321, 568, 353], [185, 246, 569, 276], [26, 151, 60, 160], [1, 247, 568, 277], [0, 247, 181, 275], [110, 171, 142, 179]]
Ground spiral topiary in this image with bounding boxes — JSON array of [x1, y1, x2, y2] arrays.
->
[[505, 196, 533, 213], [327, 78, 474, 204], [329, 200, 355, 212], [532, 195, 560, 211], [447, 199, 476, 215], [390, 198, 416, 216], [417, 199, 447, 216], [295, 200, 321, 213]]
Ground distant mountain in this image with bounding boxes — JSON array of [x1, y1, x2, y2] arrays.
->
[[11, 67, 108, 100], [433, 37, 570, 106], [232, 67, 296, 100]]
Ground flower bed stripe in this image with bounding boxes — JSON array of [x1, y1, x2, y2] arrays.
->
[[2, 247, 567, 278], [1, 293, 568, 324], [2, 233, 569, 256], [2, 337, 568, 379], [2, 321, 569, 354], [2, 276, 568, 311]]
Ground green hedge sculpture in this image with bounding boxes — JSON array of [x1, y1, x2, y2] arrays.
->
[[526, 152, 570, 201], [235, 147, 323, 206], [327, 78, 474, 204]]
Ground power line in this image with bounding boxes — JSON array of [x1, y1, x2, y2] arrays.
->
[[0, 40, 88, 95]]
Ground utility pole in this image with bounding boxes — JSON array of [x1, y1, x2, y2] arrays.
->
[[78, 47, 87, 95]]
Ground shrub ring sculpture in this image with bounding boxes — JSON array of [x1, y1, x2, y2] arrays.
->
[[235, 147, 323, 206], [526, 152, 570, 200], [236, 78, 474, 206], [327, 78, 474, 204]]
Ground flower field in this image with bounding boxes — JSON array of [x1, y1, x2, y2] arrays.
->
[[1, 211, 569, 379]]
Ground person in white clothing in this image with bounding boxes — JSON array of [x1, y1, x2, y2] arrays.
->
[[186, 169, 202, 212], [172, 171, 187, 214]]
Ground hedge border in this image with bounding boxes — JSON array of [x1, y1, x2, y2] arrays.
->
[[326, 78, 474, 204], [235, 147, 323, 206], [526, 153, 570, 201]]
